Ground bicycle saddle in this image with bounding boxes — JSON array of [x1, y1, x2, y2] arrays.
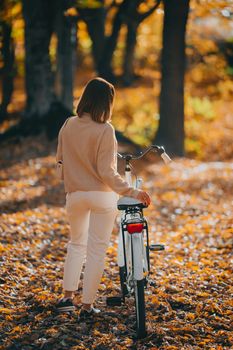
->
[[117, 197, 147, 210]]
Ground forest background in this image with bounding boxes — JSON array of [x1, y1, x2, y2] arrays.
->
[[0, 1, 232, 349]]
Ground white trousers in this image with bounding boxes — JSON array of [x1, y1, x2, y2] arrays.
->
[[63, 191, 118, 304]]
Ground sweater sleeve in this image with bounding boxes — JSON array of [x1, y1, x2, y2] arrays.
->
[[56, 129, 63, 162], [56, 117, 71, 162], [97, 124, 139, 197]]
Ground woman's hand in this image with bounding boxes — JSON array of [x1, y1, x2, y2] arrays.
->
[[136, 190, 151, 206]]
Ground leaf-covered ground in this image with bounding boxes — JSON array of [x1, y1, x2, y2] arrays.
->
[[0, 136, 232, 350]]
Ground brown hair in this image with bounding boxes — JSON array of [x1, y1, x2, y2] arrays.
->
[[76, 77, 115, 123]]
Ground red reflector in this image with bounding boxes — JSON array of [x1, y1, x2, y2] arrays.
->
[[127, 223, 144, 234]]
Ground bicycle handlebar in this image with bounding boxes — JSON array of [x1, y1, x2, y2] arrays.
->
[[117, 145, 172, 164]]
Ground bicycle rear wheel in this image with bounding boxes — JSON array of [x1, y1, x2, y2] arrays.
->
[[130, 233, 147, 338], [119, 266, 128, 299], [134, 279, 147, 338]]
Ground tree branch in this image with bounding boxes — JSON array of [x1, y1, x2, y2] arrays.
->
[[105, 0, 120, 14], [138, 0, 162, 23]]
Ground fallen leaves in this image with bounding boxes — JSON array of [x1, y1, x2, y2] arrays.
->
[[0, 138, 232, 349], [0, 308, 14, 315]]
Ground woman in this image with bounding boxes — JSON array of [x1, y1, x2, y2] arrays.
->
[[56, 77, 151, 318]]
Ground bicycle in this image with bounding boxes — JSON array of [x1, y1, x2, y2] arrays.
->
[[106, 145, 171, 339]]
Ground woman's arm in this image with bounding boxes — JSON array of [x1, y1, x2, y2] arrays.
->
[[56, 129, 63, 162], [97, 124, 139, 198], [56, 117, 72, 162]]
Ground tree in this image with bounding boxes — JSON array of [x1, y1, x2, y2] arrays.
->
[[22, 0, 75, 118], [122, 0, 161, 86], [76, 0, 105, 74], [98, 0, 161, 85], [0, 0, 16, 120], [154, 0, 190, 156], [55, 2, 77, 111]]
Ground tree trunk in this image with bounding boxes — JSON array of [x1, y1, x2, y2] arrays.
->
[[0, 21, 14, 120], [78, 7, 105, 75], [22, 0, 75, 119], [155, 0, 190, 156], [55, 7, 77, 111], [98, 0, 130, 81], [122, 0, 160, 86], [122, 21, 138, 86], [22, 0, 55, 118]]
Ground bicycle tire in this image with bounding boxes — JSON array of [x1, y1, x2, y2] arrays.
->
[[134, 279, 147, 338], [119, 266, 128, 299]]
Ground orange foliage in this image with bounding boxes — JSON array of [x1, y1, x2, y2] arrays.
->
[[0, 137, 232, 349]]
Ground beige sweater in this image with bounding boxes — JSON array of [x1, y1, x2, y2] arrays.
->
[[56, 114, 139, 197]]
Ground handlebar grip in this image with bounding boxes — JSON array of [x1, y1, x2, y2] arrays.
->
[[161, 152, 172, 164]]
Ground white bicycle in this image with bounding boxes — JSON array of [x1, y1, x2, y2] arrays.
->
[[107, 145, 171, 339]]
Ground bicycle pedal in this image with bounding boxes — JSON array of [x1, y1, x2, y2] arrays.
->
[[149, 244, 165, 251], [106, 296, 123, 306]]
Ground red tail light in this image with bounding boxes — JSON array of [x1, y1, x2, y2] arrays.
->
[[126, 222, 144, 234]]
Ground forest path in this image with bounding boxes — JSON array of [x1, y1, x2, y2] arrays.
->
[[0, 137, 232, 349]]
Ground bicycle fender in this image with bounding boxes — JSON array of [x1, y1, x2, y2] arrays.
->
[[132, 234, 144, 280]]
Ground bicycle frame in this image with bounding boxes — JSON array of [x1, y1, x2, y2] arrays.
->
[[117, 163, 149, 285], [120, 209, 150, 277], [108, 145, 171, 338], [116, 145, 171, 288]]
